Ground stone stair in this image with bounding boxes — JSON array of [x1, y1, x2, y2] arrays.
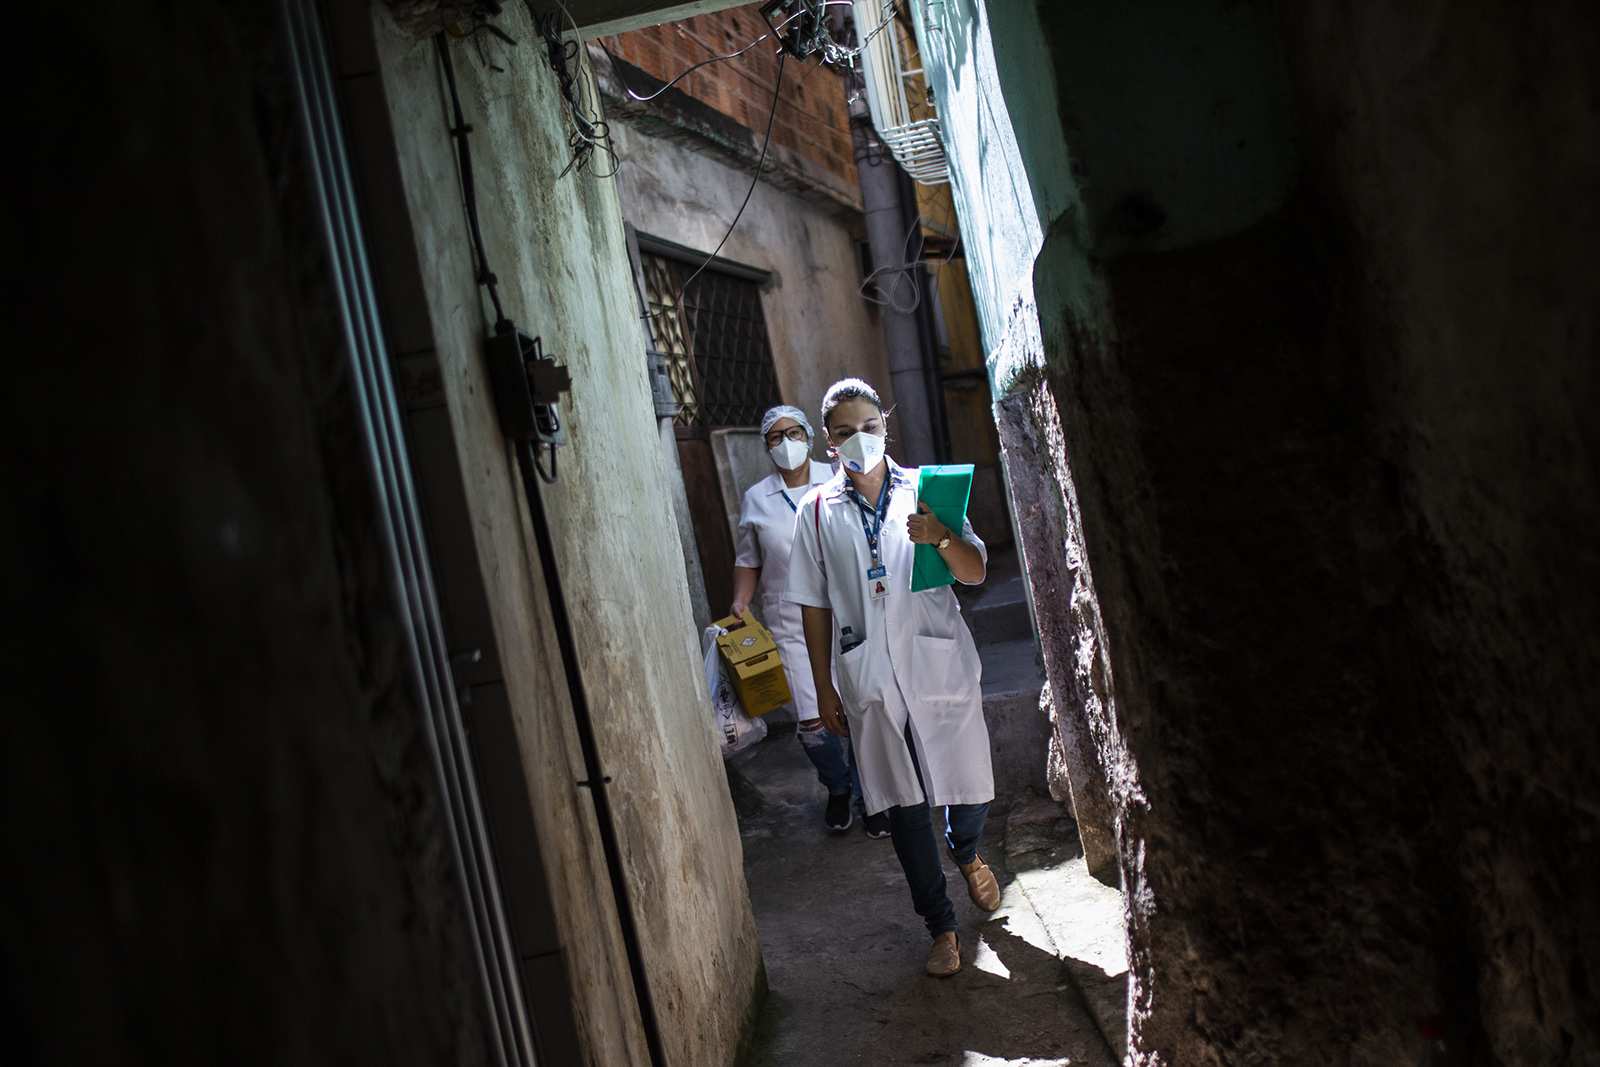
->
[[958, 548, 1051, 801], [966, 572, 1035, 645]]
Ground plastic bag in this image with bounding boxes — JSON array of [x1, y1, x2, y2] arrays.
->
[[705, 624, 767, 758]]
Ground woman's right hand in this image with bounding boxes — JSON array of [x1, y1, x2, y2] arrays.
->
[[817, 685, 849, 737], [729, 599, 750, 621]]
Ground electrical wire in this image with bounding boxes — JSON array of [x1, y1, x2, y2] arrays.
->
[[435, 19, 669, 1067], [597, 31, 774, 102], [436, 32, 510, 331], [859, 209, 927, 313], [660, 19, 848, 134], [529, 2, 619, 178], [646, 47, 789, 323], [606, 0, 904, 323], [602, 1, 897, 126]]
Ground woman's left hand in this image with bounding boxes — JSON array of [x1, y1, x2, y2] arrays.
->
[[907, 501, 950, 545]]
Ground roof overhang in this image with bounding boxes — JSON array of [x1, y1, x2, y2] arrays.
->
[[526, 0, 753, 39]]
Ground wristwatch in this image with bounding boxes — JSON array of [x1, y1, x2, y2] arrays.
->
[[936, 531, 952, 550]]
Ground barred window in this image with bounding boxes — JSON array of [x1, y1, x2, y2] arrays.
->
[[640, 250, 780, 428]]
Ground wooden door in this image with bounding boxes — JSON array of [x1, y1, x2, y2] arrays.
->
[[639, 244, 781, 623], [676, 430, 736, 618]]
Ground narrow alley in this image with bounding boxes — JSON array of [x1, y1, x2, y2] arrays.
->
[[6, 0, 1597, 1065], [732, 550, 1126, 1066]]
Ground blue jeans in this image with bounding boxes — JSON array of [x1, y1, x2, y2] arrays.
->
[[885, 726, 990, 937], [797, 721, 861, 798], [888, 800, 990, 937]]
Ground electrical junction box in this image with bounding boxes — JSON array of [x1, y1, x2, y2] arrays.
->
[[485, 326, 570, 445], [712, 612, 793, 717]]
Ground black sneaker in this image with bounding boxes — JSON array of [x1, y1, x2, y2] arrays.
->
[[863, 811, 891, 839], [825, 792, 853, 831]]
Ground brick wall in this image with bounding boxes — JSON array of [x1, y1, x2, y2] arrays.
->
[[602, 6, 858, 191]]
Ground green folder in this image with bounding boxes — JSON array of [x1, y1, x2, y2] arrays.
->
[[911, 464, 975, 592]]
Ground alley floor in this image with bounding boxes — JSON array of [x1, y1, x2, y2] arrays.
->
[[729, 722, 1127, 1067]]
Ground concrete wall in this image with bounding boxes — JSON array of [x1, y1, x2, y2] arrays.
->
[[609, 122, 900, 457], [371, 7, 764, 1065], [1, 3, 492, 1062], [921, 0, 1600, 1062]]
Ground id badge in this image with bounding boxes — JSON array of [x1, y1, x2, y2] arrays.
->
[[868, 566, 890, 601]]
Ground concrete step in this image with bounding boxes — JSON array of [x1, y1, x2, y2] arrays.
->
[[980, 638, 1050, 801], [998, 797, 1131, 1063], [964, 574, 1034, 646]]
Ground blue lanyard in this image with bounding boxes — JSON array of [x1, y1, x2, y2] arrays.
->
[[846, 475, 893, 567], [779, 489, 799, 513]]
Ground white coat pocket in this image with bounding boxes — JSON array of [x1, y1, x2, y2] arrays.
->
[[908, 634, 981, 707], [835, 644, 877, 712]]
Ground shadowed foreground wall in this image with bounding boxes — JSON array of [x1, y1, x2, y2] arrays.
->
[[925, 0, 1599, 1062], [368, 4, 764, 1063], [0, 3, 490, 1063], [1034, 1, 1600, 1061]]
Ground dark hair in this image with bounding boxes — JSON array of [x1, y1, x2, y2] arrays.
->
[[820, 378, 884, 430]]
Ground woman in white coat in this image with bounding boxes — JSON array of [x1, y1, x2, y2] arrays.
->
[[783, 378, 1000, 978], [730, 405, 863, 832]]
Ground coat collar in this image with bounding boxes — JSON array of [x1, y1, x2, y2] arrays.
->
[[767, 461, 831, 496], [823, 457, 912, 502]]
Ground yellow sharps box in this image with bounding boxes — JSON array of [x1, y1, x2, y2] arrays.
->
[[713, 611, 793, 717]]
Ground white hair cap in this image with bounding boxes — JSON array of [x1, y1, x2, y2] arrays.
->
[[760, 404, 813, 445]]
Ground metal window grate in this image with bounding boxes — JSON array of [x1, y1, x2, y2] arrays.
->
[[641, 253, 781, 428], [642, 254, 701, 426]]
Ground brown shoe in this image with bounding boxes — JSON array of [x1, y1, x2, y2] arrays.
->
[[926, 932, 961, 977], [955, 854, 1001, 911]]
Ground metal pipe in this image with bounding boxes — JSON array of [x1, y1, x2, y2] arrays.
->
[[279, 2, 539, 1063], [851, 104, 940, 465]]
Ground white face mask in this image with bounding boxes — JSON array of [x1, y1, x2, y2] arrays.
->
[[768, 437, 809, 471], [834, 429, 887, 474]]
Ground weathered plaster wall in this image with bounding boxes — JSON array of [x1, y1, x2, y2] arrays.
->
[[609, 121, 898, 453], [925, 0, 1599, 1062], [912, 0, 1122, 881], [372, 8, 764, 1066], [1, 3, 491, 1063]]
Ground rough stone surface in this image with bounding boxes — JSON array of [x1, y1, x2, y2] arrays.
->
[[993, 372, 1124, 883], [921, 0, 1600, 1062]]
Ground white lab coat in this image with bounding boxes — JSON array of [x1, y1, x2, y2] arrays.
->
[[734, 460, 835, 720], [783, 458, 993, 815]]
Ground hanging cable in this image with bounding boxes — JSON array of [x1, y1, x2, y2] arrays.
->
[[858, 207, 927, 313], [526, 1, 618, 178], [641, 47, 789, 326], [672, 49, 787, 302], [597, 31, 774, 102], [601, 1, 892, 111]]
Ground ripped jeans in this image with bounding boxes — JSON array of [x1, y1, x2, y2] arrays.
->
[[796, 720, 861, 799]]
